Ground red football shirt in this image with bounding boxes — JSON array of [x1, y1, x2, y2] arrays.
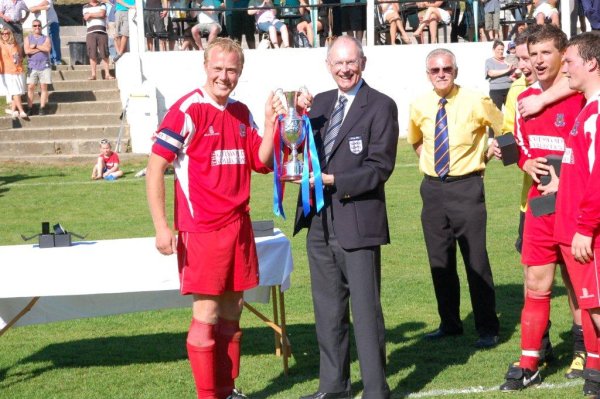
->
[[152, 89, 271, 233]]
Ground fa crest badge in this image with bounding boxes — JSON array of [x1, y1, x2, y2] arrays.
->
[[555, 113, 565, 127], [348, 136, 363, 154]]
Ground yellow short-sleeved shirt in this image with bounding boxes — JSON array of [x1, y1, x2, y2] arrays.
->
[[407, 85, 503, 177]]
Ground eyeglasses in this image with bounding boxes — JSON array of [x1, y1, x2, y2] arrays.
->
[[1, 32, 10, 35], [427, 66, 454, 75], [32, 25, 41, 27], [329, 59, 361, 71]]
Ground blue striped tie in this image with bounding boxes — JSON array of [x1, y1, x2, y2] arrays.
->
[[434, 97, 449, 180], [323, 95, 347, 162]]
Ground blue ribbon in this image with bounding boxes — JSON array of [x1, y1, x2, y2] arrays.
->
[[301, 114, 324, 216]]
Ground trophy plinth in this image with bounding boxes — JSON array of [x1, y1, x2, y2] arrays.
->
[[277, 89, 306, 181]]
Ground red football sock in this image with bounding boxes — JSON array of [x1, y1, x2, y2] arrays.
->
[[582, 310, 600, 370], [187, 319, 217, 399], [519, 290, 551, 371], [215, 317, 242, 399]]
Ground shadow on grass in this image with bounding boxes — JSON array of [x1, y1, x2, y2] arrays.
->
[[0, 173, 65, 197], [0, 284, 577, 396]]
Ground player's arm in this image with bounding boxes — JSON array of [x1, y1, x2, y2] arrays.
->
[[146, 154, 176, 255], [518, 77, 575, 118]]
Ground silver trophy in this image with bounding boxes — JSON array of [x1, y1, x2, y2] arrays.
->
[[276, 88, 306, 181]]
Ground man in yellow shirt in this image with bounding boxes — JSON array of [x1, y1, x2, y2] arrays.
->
[[408, 48, 502, 348]]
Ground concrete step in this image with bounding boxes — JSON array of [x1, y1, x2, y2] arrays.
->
[[0, 137, 131, 156], [52, 69, 115, 81], [49, 79, 118, 92], [0, 124, 128, 141], [49, 89, 120, 102], [52, 64, 114, 72], [10, 113, 122, 129], [23, 101, 122, 115]]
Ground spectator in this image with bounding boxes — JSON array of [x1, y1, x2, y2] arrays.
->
[[532, 0, 559, 26], [482, 0, 500, 40], [581, 0, 600, 31], [376, 0, 410, 44], [248, 0, 290, 48], [24, 19, 50, 115], [83, 0, 113, 80], [191, 0, 223, 50], [341, 0, 365, 43], [296, 0, 328, 47], [413, 1, 452, 44], [0, 28, 26, 119], [144, 0, 167, 51], [570, 0, 587, 36], [25, 0, 63, 65], [92, 139, 124, 180], [114, 0, 135, 61], [100, 0, 117, 58], [0, 0, 29, 51], [485, 39, 515, 110], [229, 0, 256, 49]]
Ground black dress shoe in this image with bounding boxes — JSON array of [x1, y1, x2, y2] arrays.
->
[[475, 334, 499, 348], [424, 328, 463, 340], [299, 391, 351, 399]]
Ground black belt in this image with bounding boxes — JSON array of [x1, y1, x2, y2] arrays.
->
[[424, 171, 483, 183]]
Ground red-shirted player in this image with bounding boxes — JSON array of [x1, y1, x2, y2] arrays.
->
[[91, 138, 124, 180], [500, 25, 586, 392], [556, 32, 600, 398], [145, 38, 307, 399]]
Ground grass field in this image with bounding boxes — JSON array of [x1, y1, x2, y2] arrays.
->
[[0, 143, 582, 398]]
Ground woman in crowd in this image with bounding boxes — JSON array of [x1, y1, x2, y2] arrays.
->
[[296, 0, 328, 47], [248, 0, 290, 48], [0, 29, 27, 119], [485, 39, 515, 110]]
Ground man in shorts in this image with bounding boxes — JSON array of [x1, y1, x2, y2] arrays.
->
[[114, 0, 135, 61], [143, 0, 167, 51], [146, 37, 299, 399], [191, 0, 223, 50], [83, 0, 113, 80], [483, 0, 500, 40], [499, 24, 586, 392], [557, 31, 600, 398], [23, 19, 50, 115]]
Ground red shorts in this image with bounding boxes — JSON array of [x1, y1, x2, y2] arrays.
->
[[560, 245, 600, 310], [177, 214, 259, 296], [521, 210, 562, 266]]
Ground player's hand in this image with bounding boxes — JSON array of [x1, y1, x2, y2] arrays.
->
[[518, 95, 544, 118], [522, 157, 549, 183], [155, 227, 176, 255], [572, 232, 593, 264], [537, 165, 558, 195]]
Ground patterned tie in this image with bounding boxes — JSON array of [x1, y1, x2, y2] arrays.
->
[[434, 97, 450, 180], [323, 95, 347, 162]]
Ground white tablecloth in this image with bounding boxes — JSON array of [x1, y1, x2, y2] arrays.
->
[[0, 231, 293, 330]]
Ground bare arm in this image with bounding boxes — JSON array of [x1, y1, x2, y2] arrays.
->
[[518, 76, 574, 118], [28, 0, 49, 12], [146, 154, 177, 255]]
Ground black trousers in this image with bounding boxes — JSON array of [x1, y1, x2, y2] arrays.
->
[[306, 207, 389, 399], [420, 175, 500, 337]]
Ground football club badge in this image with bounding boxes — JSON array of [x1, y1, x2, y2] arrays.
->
[[555, 113, 565, 127], [348, 136, 363, 154], [239, 124, 247, 138]]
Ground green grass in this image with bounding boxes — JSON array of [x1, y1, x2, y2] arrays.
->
[[0, 144, 582, 398]]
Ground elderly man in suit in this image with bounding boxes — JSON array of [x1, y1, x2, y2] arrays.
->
[[294, 35, 399, 399]]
